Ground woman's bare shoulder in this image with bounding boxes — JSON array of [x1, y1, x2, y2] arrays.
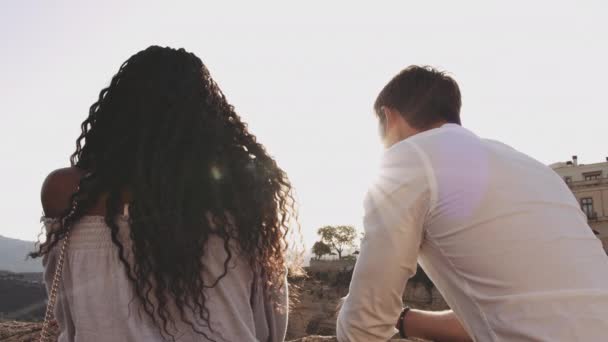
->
[[41, 167, 86, 218]]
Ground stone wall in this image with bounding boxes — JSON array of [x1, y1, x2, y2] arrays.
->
[[308, 259, 356, 273]]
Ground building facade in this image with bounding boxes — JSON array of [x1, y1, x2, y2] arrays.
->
[[551, 156, 608, 250]]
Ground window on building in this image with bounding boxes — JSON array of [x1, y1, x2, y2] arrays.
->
[[581, 197, 595, 219], [564, 176, 572, 183], [583, 171, 602, 181]]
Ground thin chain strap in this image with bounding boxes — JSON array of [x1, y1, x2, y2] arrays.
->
[[39, 230, 71, 342]]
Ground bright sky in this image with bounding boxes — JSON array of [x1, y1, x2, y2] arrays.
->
[[1, 1, 607, 253]]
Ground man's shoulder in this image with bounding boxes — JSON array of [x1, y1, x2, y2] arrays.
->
[[369, 140, 432, 208]]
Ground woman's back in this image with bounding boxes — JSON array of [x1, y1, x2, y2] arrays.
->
[[42, 216, 287, 342], [32, 46, 297, 341]]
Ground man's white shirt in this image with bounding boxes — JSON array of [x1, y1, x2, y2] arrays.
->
[[337, 124, 608, 341]]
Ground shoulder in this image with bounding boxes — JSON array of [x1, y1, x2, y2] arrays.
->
[[41, 167, 86, 218], [377, 140, 429, 189]]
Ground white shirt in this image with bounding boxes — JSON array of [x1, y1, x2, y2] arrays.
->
[[337, 124, 608, 341]]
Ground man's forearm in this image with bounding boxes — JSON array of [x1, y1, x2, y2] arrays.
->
[[401, 309, 472, 342]]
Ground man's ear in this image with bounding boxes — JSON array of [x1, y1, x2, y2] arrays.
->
[[384, 108, 422, 142], [382, 107, 401, 129]]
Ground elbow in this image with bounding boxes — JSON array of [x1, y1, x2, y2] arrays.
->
[[337, 303, 365, 342], [336, 311, 356, 342], [337, 306, 397, 342], [336, 307, 378, 342]]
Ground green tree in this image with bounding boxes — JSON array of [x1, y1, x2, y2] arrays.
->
[[311, 241, 331, 260], [317, 225, 357, 260]]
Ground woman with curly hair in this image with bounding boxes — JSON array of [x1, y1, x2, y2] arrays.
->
[[31, 46, 297, 342]]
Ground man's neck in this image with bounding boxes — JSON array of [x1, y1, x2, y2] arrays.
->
[[386, 120, 451, 148]]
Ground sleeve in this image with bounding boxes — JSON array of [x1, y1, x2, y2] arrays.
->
[[336, 141, 433, 342], [42, 245, 76, 340], [265, 272, 289, 342]]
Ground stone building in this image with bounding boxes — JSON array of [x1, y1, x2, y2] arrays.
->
[[551, 156, 608, 250]]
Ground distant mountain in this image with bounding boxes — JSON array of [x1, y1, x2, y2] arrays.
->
[[0, 236, 43, 273]]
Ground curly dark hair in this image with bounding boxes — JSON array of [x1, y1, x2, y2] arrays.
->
[[31, 46, 298, 341]]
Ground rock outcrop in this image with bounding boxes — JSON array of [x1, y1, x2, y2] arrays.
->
[[286, 273, 447, 340], [0, 320, 53, 342]]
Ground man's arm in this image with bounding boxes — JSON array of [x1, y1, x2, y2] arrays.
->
[[337, 142, 431, 341], [398, 309, 472, 342]]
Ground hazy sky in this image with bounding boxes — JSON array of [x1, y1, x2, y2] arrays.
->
[[1, 1, 606, 251]]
